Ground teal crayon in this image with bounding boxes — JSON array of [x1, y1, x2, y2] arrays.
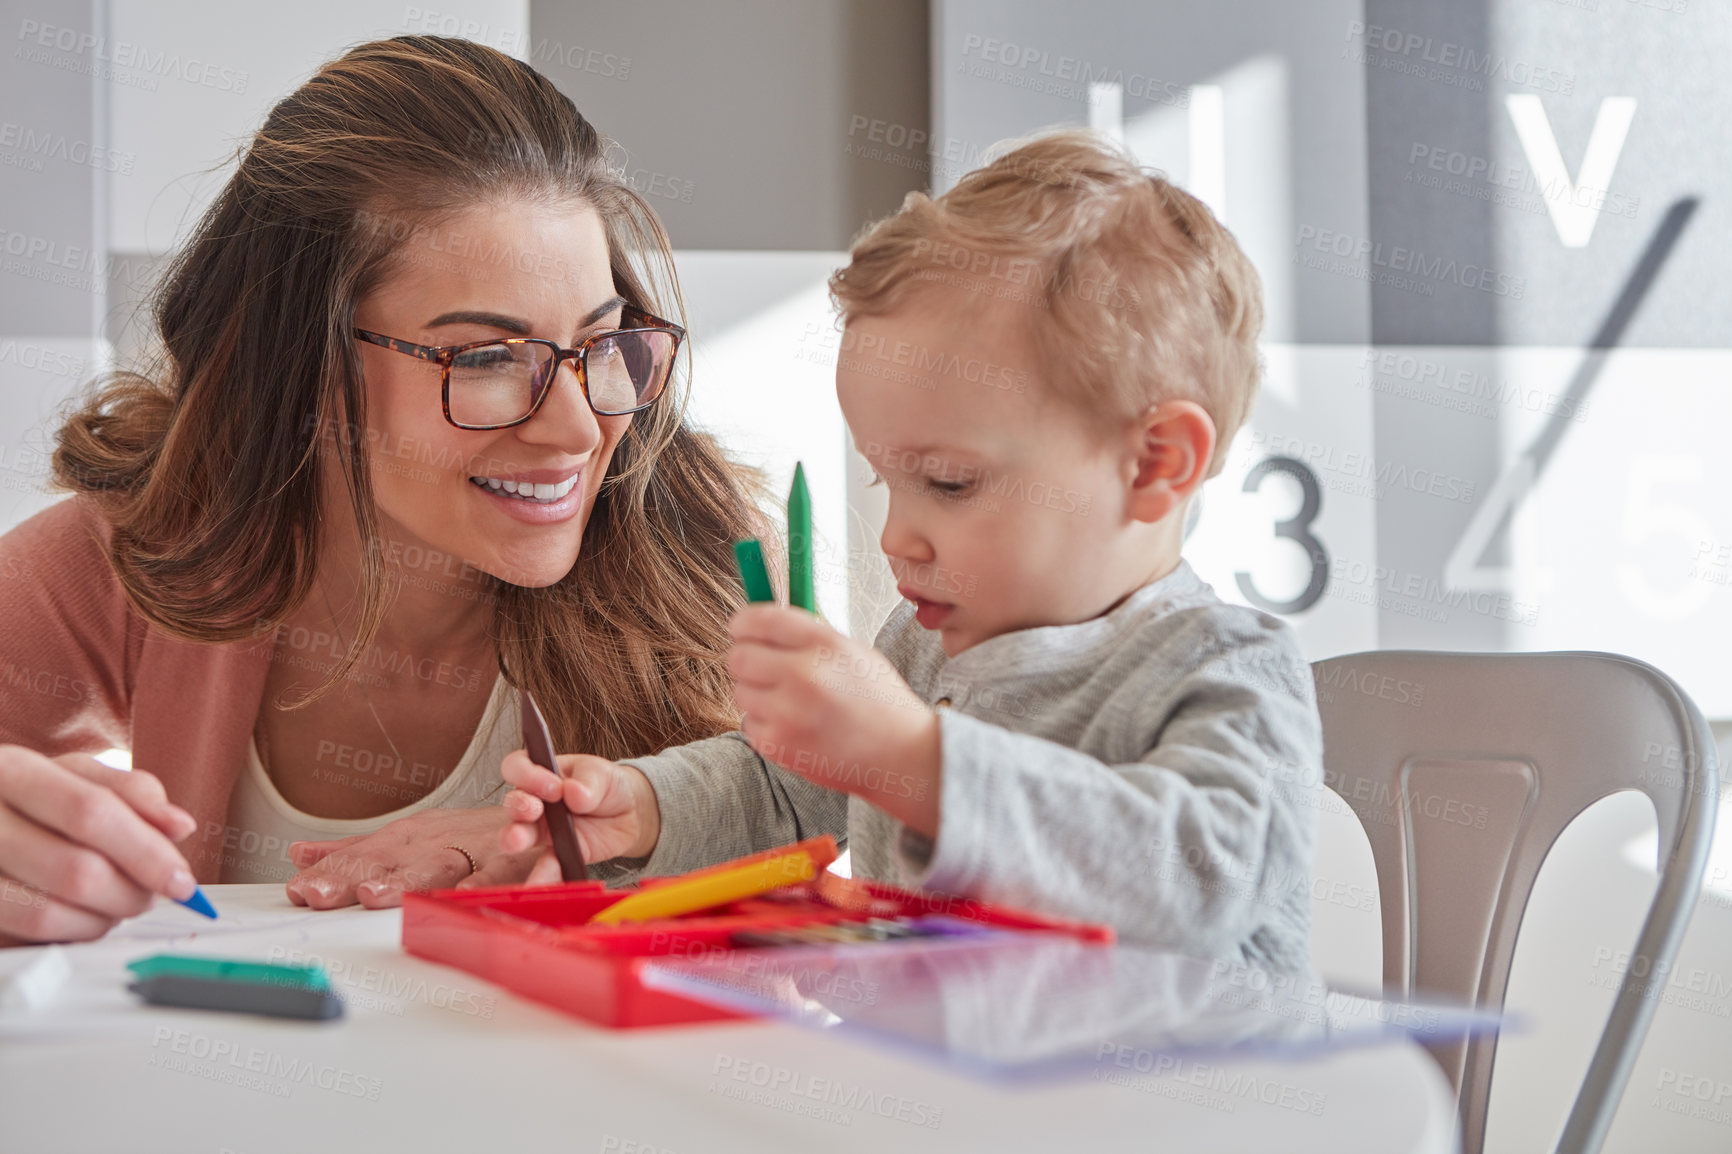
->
[[128, 954, 325, 989], [733, 538, 775, 603], [788, 462, 814, 613]]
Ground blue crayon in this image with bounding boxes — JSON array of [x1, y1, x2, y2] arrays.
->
[[175, 887, 218, 919]]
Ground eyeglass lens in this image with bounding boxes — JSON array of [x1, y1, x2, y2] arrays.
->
[[447, 329, 677, 426]]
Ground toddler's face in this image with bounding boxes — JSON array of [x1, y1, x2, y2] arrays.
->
[[837, 293, 1153, 657]]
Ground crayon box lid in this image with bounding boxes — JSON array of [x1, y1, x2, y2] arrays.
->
[[641, 936, 1512, 1083]]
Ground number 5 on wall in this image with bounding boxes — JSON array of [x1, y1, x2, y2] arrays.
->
[[1613, 455, 1716, 621]]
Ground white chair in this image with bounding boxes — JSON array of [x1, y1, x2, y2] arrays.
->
[[1311, 651, 1718, 1154]]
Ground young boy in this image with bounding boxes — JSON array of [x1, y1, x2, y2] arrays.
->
[[499, 130, 1323, 971]]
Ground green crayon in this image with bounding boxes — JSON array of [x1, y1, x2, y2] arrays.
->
[[733, 538, 775, 603], [788, 462, 814, 613]]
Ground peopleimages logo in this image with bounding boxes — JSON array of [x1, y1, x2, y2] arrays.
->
[[1293, 226, 1526, 299], [15, 20, 249, 92], [709, 1055, 943, 1129], [0, 121, 134, 173], [1239, 430, 1478, 505], [957, 34, 1188, 107], [148, 1027, 383, 1099], [1342, 20, 1574, 94], [1092, 1043, 1329, 1116], [1357, 350, 1591, 425], [1406, 142, 1639, 221]]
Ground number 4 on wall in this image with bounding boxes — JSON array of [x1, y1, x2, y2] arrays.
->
[[1441, 452, 1552, 595], [1444, 453, 1713, 621], [1443, 195, 1698, 607]]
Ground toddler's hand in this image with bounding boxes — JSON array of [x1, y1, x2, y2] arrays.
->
[[728, 604, 941, 834], [497, 751, 662, 882]]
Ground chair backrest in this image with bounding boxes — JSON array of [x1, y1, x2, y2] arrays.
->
[[1311, 651, 1717, 1154]]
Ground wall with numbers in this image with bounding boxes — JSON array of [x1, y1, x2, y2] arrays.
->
[[932, 3, 1732, 1152], [933, 0, 1732, 717]]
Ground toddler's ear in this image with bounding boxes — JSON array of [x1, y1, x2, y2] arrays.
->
[[1128, 401, 1215, 523]]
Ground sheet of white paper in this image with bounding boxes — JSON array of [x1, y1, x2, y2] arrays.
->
[[0, 885, 401, 1040]]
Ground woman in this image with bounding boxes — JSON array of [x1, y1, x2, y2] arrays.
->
[[0, 36, 769, 944]]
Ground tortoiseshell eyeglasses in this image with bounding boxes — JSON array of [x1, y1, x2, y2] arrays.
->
[[353, 304, 684, 430]]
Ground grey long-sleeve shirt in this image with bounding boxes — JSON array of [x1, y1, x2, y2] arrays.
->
[[616, 561, 1323, 972]]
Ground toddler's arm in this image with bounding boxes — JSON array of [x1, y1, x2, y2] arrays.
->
[[870, 632, 1322, 971], [619, 733, 850, 875]]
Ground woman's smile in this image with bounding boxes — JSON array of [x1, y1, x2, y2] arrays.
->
[[467, 467, 586, 523]]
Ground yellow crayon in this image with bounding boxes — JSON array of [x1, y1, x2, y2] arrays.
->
[[588, 846, 821, 925]]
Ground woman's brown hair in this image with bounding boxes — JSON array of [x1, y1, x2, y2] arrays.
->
[[51, 36, 770, 759]]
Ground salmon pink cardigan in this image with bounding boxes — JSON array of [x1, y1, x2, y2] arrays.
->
[[0, 497, 275, 881]]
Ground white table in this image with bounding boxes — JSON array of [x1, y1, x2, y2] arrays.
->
[[0, 885, 1459, 1153]]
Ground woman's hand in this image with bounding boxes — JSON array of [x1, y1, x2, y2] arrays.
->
[[0, 745, 200, 945], [285, 806, 540, 909], [727, 604, 942, 835], [498, 751, 662, 883]]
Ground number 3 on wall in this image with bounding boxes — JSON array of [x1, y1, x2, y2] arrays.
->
[[1235, 455, 1329, 615]]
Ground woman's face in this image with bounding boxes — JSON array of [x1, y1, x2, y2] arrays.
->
[[351, 198, 634, 589]]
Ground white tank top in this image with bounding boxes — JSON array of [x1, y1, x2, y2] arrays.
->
[[218, 674, 522, 883]]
